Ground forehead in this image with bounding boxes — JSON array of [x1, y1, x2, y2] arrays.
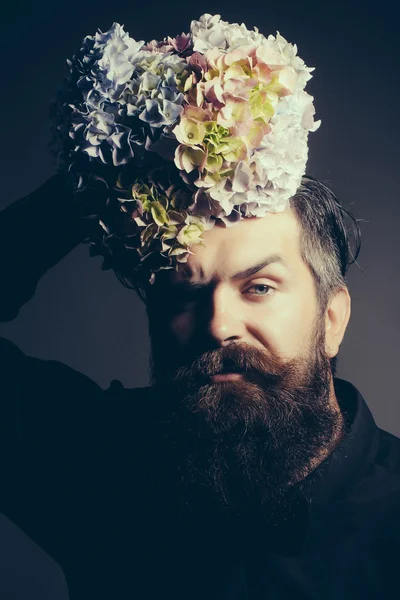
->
[[172, 207, 303, 283]]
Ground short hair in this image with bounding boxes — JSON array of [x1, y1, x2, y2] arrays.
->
[[288, 176, 361, 375], [290, 176, 361, 311], [114, 176, 362, 376]]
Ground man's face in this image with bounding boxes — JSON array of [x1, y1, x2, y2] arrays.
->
[[153, 209, 323, 373], [147, 209, 346, 517]]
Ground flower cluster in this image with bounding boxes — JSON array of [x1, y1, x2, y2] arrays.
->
[[110, 169, 214, 269], [49, 13, 320, 286]]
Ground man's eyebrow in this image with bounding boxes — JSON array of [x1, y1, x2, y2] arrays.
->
[[175, 254, 288, 290], [231, 253, 289, 281]]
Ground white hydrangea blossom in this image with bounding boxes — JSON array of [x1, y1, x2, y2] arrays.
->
[[186, 14, 320, 224], [190, 13, 266, 52]]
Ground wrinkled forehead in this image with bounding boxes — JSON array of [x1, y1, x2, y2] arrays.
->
[[170, 209, 302, 284]]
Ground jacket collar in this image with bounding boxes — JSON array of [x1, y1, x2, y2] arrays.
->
[[262, 377, 381, 555], [306, 377, 380, 505]]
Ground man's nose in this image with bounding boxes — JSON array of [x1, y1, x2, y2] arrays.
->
[[205, 285, 246, 346]]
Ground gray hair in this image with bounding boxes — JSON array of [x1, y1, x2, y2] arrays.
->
[[289, 176, 361, 375], [290, 176, 361, 312]]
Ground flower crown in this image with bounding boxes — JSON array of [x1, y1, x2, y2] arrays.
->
[[49, 13, 320, 286]]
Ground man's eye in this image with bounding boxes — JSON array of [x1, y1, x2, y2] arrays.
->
[[178, 296, 197, 308], [245, 284, 274, 296], [168, 291, 202, 312]]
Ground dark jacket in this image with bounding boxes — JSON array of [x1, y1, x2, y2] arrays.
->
[[1, 175, 400, 599]]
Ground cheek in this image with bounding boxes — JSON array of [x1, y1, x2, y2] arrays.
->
[[248, 296, 316, 358], [167, 312, 196, 346]]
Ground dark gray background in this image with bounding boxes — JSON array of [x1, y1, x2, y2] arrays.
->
[[1, 0, 399, 434]]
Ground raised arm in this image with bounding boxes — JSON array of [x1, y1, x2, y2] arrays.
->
[[0, 172, 89, 322], [0, 173, 112, 566]]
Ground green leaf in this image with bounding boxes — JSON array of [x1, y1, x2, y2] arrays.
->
[[151, 201, 169, 226]]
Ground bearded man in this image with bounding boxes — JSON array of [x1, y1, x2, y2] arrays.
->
[[1, 172, 399, 600], [145, 181, 351, 523]]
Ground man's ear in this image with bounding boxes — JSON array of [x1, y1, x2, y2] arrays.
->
[[324, 287, 351, 358]]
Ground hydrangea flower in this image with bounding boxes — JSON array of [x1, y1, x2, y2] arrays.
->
[[49, 13, 320, 286]]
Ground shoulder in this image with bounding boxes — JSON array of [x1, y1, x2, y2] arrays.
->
[[366, 427, 400, 541], [103, 380, 161, 439], [105, 380, 157, 409], [375, 426, 400, 474]]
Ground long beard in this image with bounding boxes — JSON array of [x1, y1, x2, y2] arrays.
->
[[152, 324, 345, 520]]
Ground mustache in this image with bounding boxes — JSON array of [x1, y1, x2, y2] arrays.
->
[[171, 342, 289, 387]]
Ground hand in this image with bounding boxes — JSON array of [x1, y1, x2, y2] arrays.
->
[[64, 170, 110, 243]]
